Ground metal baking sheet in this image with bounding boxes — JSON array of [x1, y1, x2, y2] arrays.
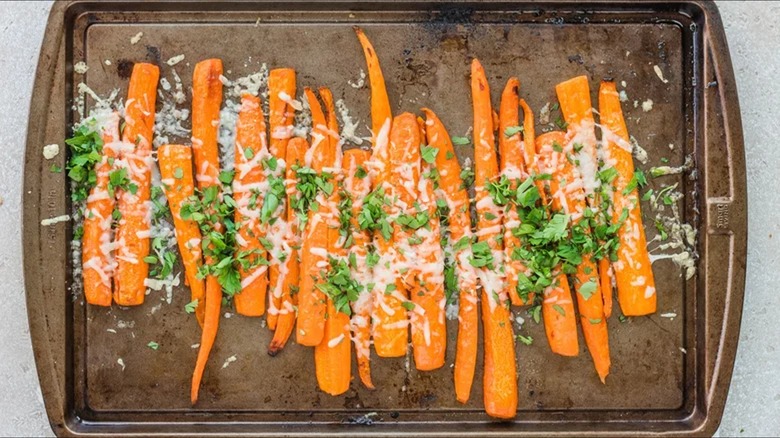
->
[[23, 1, 746, 435]]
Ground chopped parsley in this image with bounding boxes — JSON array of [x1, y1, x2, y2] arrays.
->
[[317, 256, 363, 316]]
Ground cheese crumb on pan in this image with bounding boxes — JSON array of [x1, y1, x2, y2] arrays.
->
[[41, 214, 70, 226], [130, 32, 143, 45], [42, 143, 60, 159], [74, 61, 88, 74], [653, 65, 669, 84], [166, 54, 185, 66]]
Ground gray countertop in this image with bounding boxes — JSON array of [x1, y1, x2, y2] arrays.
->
[[1, 1, 776, 436]]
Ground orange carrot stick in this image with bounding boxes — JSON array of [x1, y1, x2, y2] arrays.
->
[[471, 59, 517, 419], [158, 144, 206, 326], [190, 59, 224, 405], [82, 112, 120, 306], [341, 148, 375, 388], [599, 80, 657, 316], [268, 137, 308, 356], [113, 62, 159, 306], [296, 88, 331, 347], [267, 68, 297, 328], [534, 131, 581, 357], [600, 258, 614, 318], [422, 108, 478, 402], [233, 93, 269, 317], [354, 27, 392, 148]]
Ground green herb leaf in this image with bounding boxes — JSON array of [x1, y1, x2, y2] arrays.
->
[[147, 341, 159, 350], [504, 126, 523, 137], [185, 299, 199, 314], [451, 136, 470, 145], [421, 145, 439, 164]]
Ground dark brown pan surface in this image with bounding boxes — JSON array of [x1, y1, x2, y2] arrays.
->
[[23, 1, 745, 435]]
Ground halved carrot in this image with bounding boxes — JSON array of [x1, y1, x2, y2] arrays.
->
[[83, 111, 120, 306], [534, 131, 581, 357], [471, 59, 517, 419], [296, 88, 331, 347], [598, 80, 657, 316], [422, 108, 478, 402], [268, 137, 308, 356], [190, 58, 224, 405], [233, 93, 269, 317], [158, 144, 206, 326], [600, 258, 614, 318], [113, 62, 159, 306], [341, 148, 375, 388], [354, 27, 392, 147], [267, 68, 297, 329]]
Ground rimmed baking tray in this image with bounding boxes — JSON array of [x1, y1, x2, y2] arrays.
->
[[23, 0, 746, 435]]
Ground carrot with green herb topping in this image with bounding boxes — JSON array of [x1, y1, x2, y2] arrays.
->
[[471, 59, 517, 419], [233, 93, 269, 317], [158, 144, 206, 326], [354, 27, 392, 148], [82, 111, 120, 307], [598, 80, 657, 316]]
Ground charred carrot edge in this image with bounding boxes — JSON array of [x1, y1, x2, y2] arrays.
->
[[190, 59, 224, 404], [471, 59, 517, 419], [158, 145, 207, 327], [422, 108, 478, 402], [598, 80, 657, 316], [373, 112, 420, 358], [409, 117, 446, 371], [296, 88, 331, 347], [268, 137, 308, 356], [535, 131, 581, 357], [233, 93, 269, 317], [267, 68, 297, 329], [113, 62, 159, 306], [354, 27, 392, 148], [341, 148, 375, 388], [83, 112, 120, 306], [498, 78, 531, 306]]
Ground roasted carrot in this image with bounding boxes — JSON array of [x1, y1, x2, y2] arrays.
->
[[82, 111, 120, 306], [341, 148, 375, 388], [471, 59, 517, 419], [296, 88, 331, 347], [113, 62, 159, 306], [498, 78, 532, 306], [190, 59, 224, 405], [268, 137, 308, 356], [354, 27, 392, 147], [600, 258, 614, 318], [422, 108, 478, 402], [233, 93, 269, 317], [598, 80, 657, 316], [158, 144, 206, 326], [540, 129, 610, 380], [534, 131, 581, 357], [267, 68, 297, 329]]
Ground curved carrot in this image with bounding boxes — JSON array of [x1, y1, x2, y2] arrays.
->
[[190, 59, 224, 404], [599, 80, 657, 316], [268, 137, 308, 356], [158, 144, 206, 327], [296, 88, 330, 347], [422, 108, 478, 402], [83, 112, 120, 306], [535, 131, 581, 357], [233, 93, 269, 317], [114, 62, 159, 306], [341, 148, 375, 388], [471, 59, 517, 419], [267, 68, 297, 328], [354, 27, 392, 148]]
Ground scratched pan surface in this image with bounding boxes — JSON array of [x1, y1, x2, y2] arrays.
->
[[22, 1, 746, 436]]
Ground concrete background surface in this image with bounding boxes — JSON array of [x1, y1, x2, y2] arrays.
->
[[0, 1, 776, 436]]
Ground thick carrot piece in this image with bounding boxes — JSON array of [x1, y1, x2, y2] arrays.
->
[[471, 59, 517, 419], [190, 59, 224, 404], [296, 88, 331, 347], [341, 148, 375, 388], [354, 27, 392, 147], [158, 145, 207, 326], [534, 131, 581, 357], [599, 80, 657, 316], [268, 137, 308, 356], [423, 108, 478, 402], [266, 68, 297, 328], [233, 93, 269, 317], [83, 112, 120, 306], [113, 62, 160, 306]]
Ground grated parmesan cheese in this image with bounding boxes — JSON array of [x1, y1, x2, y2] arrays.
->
[[74, 62, 89, 74], [653, 65, 669, 84], [43, 143, 60, 159], [166, 54, 185, 66], [41, 215, 70, 226], [130, 32, 143, 44]]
